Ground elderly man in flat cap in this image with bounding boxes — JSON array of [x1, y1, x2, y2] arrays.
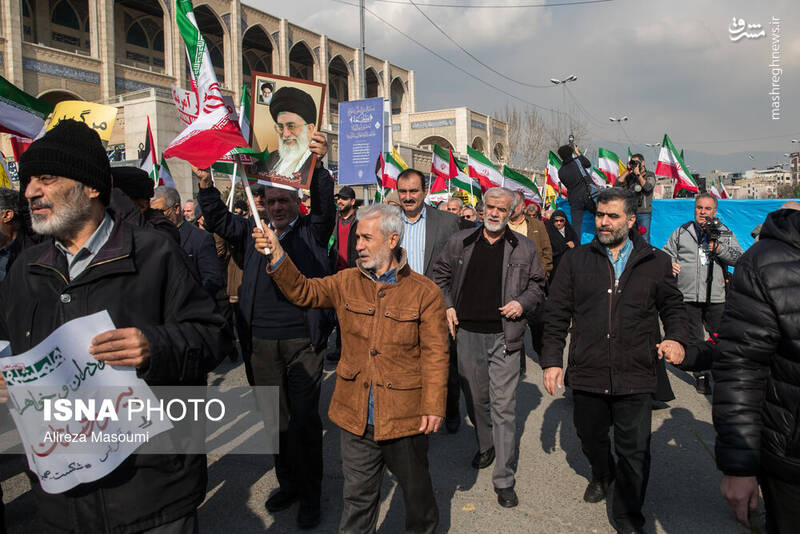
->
[[257, 86, 319, 182]]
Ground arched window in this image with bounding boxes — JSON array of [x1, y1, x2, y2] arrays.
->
[[152, 30, 164, 52], [209, 46, 224, 70], [126, 22, 149, 48], [52, 0, 80, 29]]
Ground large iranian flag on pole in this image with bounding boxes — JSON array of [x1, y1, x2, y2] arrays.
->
[[164, 0, 248, 168], [467, 146, 502, 192], [503, 166, 542, 207], [598, 147, 622, 184], [546, 151, 566, 196], [0, 76, 53, 139], [451, 158, 481, 200], [655, 133, 699, 195]]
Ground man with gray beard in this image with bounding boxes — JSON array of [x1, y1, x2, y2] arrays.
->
[[540, 188, 688, 534], [0, 119, 228, 533], [433, 187, 545, 508]]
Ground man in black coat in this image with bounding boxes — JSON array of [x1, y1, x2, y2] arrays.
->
[[540, 188, 688, 534], [151, 186, 223, 297], [193, 130, 334, 529], [0, 119, 228, 533], [557, 144, 595, 241], [712, 207, 800, 533]]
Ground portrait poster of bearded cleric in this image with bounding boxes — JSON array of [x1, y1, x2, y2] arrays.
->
[[246, 73, 326, 190]]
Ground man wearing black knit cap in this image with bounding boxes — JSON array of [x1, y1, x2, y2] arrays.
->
[[254, 86, 318, 183], [111, 166, 179, 243], [0, 119, 228, 533]]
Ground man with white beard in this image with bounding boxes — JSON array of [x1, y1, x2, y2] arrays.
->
[[255, 86, 318, 185], [0, 119, 228, 533], [433, 187, 545, 508]]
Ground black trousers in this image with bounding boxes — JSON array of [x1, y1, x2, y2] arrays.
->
[[572, 390, 653, 532], [569, 196, 595, 244], [760, 474, 800, 534], [446, 338, 461, 421], [685, 301, 725, 342], [249, 337, 323, 508], [339, 425, 438, 534]]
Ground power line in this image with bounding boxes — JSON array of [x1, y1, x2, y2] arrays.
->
[[406, 0, 554, 88], [330, 0, 568, 116], [370, 0, 614, 8]]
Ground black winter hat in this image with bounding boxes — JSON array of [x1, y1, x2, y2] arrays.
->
[[269, 87, 317, 125], [18, 119, 112, 205], [111, 166, 154, 200]]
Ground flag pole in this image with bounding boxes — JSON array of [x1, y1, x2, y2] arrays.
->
[[226, 162, 238, 211], [235, 155, 270, 254]]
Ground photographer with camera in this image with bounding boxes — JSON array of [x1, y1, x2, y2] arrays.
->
[[556, 144, 595, 242], [617, 153, 655, 243], [663, 193, 742, 394]]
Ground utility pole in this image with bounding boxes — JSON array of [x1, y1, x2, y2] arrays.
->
[[359, 0, 370, 203]]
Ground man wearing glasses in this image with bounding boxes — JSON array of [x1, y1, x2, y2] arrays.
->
[[255, 86, 318, 183]]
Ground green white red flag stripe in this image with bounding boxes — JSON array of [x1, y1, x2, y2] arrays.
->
[[431, 143, 458, 179], [503, 166, 542, 207], [139, 117, 159, 183], [381, 152, 404, 189], [598, 147, 622, 184], [719, 179, 729, 199], [0, 75, 53, 139], [546, 151, 566, 196], [467, 145, 502, 192], [655, 133, 699, 195], [451, 158, 481, 200], [165, 0, 247, 168], [591, 166, 609, 188], [158, 156, 176, 188]]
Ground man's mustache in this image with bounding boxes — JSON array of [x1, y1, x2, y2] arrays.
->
[[29, 199, 53, 210]]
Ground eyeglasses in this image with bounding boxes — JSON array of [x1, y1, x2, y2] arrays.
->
[[553, 218, 566, 223], [274, 122, 308, 135]]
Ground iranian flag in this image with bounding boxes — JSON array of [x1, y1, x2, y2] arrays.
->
[[451, 158, 481, 200], [9, 136, 34, 161], [709, 184, 722, 199], [382, 152, 405, 189], [655, 134, 699, 195], [598, 147, 622, 184], [546, 151, 566, 196], [503, 166, 542, 207], [0, 75, 53, 139], [467, 146, 503, 192], [431, 144, 457, 179], [139, 117, 159, 183], [719, 179, 730, 199], [158, 156, 176, 188], [164, 0, 248, 168]]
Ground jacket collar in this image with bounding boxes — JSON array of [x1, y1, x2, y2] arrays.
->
[[30, 209, 134, 274], [463, 225, 519, 248], [590, 229, 652, 262], [356, 247, 412, 282]]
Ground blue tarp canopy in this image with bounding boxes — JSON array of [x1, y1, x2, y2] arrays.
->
[[559, 198, 792, 251]]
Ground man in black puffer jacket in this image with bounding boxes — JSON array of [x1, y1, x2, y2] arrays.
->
[[713, 206, 800, 533]]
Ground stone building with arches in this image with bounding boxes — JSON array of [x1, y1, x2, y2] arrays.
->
[[0, 0, 509, 199]]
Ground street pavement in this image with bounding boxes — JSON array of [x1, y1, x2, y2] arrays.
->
[[0, 333, 751, 533]]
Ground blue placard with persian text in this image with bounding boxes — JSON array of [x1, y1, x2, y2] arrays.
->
[[337, 97, 384, 186]]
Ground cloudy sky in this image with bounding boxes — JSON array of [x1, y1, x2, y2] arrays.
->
[[252, 0, 799, 169]]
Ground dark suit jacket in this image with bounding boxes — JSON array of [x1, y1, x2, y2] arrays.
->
[[179, 221, 224, 296], [422, 207, 460, 279]]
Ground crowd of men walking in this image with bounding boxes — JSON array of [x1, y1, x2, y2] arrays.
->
[[0, 123, 797, 534]]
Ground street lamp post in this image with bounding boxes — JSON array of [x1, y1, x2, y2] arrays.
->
[[550, 75, 578, 145]]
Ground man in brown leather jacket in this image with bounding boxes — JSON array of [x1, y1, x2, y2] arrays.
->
[[252, 202, 449, 534]]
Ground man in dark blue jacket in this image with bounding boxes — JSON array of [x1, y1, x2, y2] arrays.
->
[[151, 186, 223, 297], [194, 131, 334, 529]]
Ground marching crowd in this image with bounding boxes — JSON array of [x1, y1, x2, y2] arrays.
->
[[0, 121, 797, 534]]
